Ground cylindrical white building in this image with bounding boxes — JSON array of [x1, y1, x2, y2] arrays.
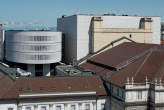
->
[[5, 30, 62, 76]]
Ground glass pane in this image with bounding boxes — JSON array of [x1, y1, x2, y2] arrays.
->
[[101, 104, 105, 110], [56, 106, 61, 110], [71, 105, 76, 110], [41, 106, 46, 110], [26, 107, 31, 110], [85, 104, 90, 110]]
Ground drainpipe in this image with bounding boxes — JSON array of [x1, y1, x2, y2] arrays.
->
[[96, 95, 98, 110]]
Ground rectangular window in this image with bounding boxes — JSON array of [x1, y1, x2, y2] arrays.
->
[[117, 88, 119, 96], [122, 91, 124, 99], [85, 104, 90, 110], [71, 105, 76, 110], [41, 106, 46, 110], [138, 91, 142, 99], [56, 106, 61, 110], [111, 86, 113, 93], [25, 107, 31, 110], [8, 108, 13, 110], [101, 104, 105, 110]]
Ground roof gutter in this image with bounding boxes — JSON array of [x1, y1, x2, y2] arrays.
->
[[19, 91, 96, 98]]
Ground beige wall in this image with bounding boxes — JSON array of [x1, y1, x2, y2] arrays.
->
[[92, 17, 153, 52]]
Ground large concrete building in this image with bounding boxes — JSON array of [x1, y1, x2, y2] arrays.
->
[[57, 14, 161, 63], [1, 30, 62, 76]]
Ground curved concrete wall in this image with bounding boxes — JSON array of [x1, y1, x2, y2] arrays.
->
[[5, 31, 62, 64]]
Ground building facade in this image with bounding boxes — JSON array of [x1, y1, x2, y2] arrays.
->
[[92, 17, 153, 52], [57, 14, 161, 63], [0, 73, 108, 110]]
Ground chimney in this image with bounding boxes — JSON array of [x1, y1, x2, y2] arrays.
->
[[139, 18, 152, 30], [92, 17, 103, 29]]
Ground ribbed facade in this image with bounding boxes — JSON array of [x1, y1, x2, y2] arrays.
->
[[5, 31, 61, 64]]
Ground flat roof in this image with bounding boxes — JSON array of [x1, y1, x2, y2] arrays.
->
[[59, 14, 160, 19]]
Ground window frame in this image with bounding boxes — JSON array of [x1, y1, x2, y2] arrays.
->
[[8, 108, 14, 110], [138, 91, 142, 99], [85, 104, 90, 110], [25, 106, 31, 110], [70, 104, 76, 110], [101, 103, 105, 110]]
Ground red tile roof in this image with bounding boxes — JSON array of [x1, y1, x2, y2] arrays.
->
[[88, 42, 158, 68], [0, 72, 15, 99], [1, 76, 107, 100], [80, 42, 164, 88], [108, 51, 164, 88]]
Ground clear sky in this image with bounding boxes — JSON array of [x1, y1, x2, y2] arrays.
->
[[0, 0, 163, 26]]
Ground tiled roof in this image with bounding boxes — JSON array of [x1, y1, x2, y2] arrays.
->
[[88, 42, 158, 68], [108, 51, 164, 88], [80, 42, 164, 88], [0, 72, 15, 99], [1, 76, 106, 100]]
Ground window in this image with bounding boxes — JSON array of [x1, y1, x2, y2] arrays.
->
[[8, 108, 13, 110], [85, 104, 90, 110], [71, 105, 76, 110], [41, 106, 46, 110], [111, 86, 113, 93], [56, 106, 61, 110], [35, 64, 43, 76], [117, 88, 119, 96], [101, 104, 105, 110], [138, 91, 142, 99], [122, 91, 124, 99], [25, 107, 31, 110]]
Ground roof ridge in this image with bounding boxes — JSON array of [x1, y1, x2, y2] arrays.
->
[[133, 51, 153, 78]]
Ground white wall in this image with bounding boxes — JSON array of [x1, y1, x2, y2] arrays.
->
[[77, 15, 93, 60], [152, 17, 161, 44], [155, 92, 164, 103], [18, 97, 106, 110], [0, 100, 17, 110], [125, 91, 148, 102], [102, 16, 140, 29]]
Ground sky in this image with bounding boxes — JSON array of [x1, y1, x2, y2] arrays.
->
[[0, 0, 163, 26]]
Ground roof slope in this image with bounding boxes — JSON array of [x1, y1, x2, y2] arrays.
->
[[0, 71, 15, 99], [2, 76, 106, 99], [88, 42, 158, 68], [80, 42, 164, 88], [108, 51, 164, 88]]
